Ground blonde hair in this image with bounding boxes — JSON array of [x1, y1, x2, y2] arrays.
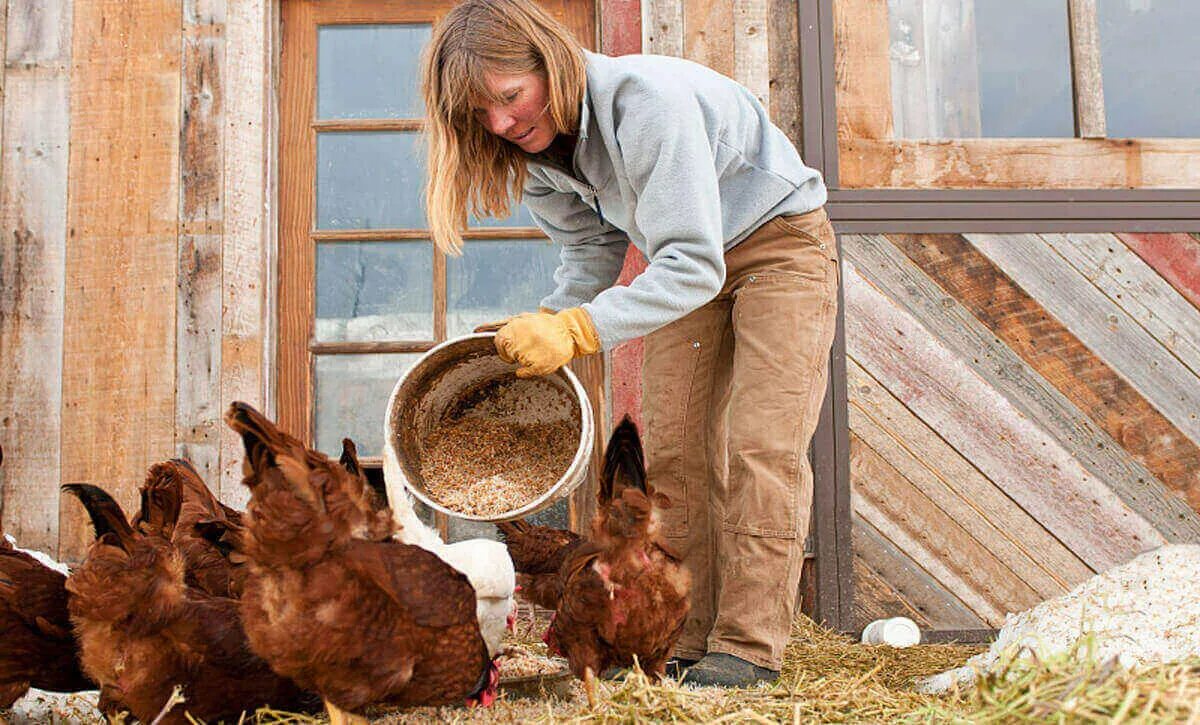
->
[[421, 0, 586, 254]]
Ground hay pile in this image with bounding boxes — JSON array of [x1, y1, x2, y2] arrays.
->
[[11, 615, 1200, 723]]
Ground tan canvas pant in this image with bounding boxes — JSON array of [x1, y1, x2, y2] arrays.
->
[[642, 206, 840, 670]]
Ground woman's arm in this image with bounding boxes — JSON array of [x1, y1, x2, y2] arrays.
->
[[522, 174, 630, 312], [582, 81, 726, 349]]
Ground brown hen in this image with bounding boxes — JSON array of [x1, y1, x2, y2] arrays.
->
[[0, 444, 93, 707], [133, 458, 246, 598], [63, 480, 315, 724], [497, 417, 690, 704], [225, 402, 498, 725]]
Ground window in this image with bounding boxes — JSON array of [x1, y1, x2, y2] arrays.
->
[[280, 0, 598, 538], [834, 0, 1200, 188]]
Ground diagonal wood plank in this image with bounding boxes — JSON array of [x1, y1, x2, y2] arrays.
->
[[844, 259, 1165, 571], [0, 0, 73, 552], [849, 360, 1092, 595], [1118, 233, 1200, 311], [967, 234, 1200, 450], [853, 515, 986, 631], [1043, 233, 1200, 382], [846, 233, 1200, 540], [854, 493, 1004, 625], [894, 233, 1200, 513], [852, 433, 1042, 621]]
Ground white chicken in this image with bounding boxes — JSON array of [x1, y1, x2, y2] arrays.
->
[[382, 443, 516, 657]]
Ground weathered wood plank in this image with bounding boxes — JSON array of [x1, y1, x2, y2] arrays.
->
[[767, 0, 801, 146], [1066, 0, 1105, 138], [567, 354, 606, 534], [843, 259, 1165, 571], [221, 0, 271, 508], [177, 4, 225, 488], [833, 0, 892, 139], [1119, 233, 1200, 311], [683, 0, 734, 76], [853, 557, 931, 630], [852, 433, 1041, 622], [852, 515, 985, 631], [849, 360, 1090, 595], [846, 233, 1200, 539], [853, 494, 1004, 625], [968, 234, 1200, 449], [732, 0, 769, 105], [840, 138, 1200, 189], [600, 0, 641, 56], [1044, 233, 1200, 382], [0, 0, 72, 553], [60, 0, 181, 561], [644, 0, 684, 56], [895, 233, 1200, 514]]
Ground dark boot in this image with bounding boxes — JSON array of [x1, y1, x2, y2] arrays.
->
[[681, 653, 779, 687], [665, 657, 699, 679]]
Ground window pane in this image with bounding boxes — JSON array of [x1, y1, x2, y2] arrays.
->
[[317, 24, 431, 120], [317, 132, 425, 229], [888, 0, 1074, 138], [1098, 0, 1200, 137], [316, 242, 433, 342], [446, 239, 562, 335], [315, 353, 421, 457]]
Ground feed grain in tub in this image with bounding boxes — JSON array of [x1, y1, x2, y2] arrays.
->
[[419, 375, 580, 517]]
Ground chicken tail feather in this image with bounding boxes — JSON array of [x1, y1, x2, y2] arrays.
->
[[339, 438, 362, 477], [61, 484, 136, 550], [136, 468, 183, 540], [224, 401, 288, 484], [599, 416, 646, 504], [495, 520, 531, 541]]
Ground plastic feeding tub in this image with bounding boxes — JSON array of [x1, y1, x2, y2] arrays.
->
[[383, 333, 594, 523]]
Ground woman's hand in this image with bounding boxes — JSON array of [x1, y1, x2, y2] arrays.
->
[[488, 308, 600, 377]]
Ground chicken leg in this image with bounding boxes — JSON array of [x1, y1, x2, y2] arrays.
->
[[325, 700, 368, 725], [584, 667, 597, 709]]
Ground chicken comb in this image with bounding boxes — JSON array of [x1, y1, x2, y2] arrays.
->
[[599, 416, 646, 503], [61, 483, 137, 551]]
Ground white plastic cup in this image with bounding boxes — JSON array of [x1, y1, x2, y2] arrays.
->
[[861, 617, 921, 648]]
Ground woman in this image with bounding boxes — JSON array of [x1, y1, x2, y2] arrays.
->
[[422, 0, 838, 688]]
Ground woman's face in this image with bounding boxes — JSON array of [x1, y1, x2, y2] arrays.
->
[[475, 70, 555, 153]]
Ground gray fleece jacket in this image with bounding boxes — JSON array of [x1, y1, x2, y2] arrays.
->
[[526, 50, 826, 349]]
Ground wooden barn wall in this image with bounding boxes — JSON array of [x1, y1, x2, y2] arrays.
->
[[844, 233, 1200, 630], [0, 0, 272, 560]]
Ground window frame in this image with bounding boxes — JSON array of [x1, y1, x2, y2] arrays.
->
[[277, 0, 602, 535], [816, 0, 1200, 196]]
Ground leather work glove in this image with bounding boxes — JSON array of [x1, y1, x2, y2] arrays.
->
[[491, 308, 601, 378], [473, 308, 556, 333]]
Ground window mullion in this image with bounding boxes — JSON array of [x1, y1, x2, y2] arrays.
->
[[1067, 0, 1106, 139], [433, 246, 447, 342]]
